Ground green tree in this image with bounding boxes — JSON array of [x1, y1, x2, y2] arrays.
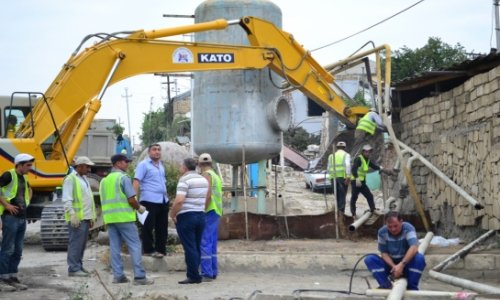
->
[[140, 108, 169, 147], [283, 126, 320, 151], [140, 108, 192, 147], [390, 37, 467, 81], [109, 123, 125, 136]]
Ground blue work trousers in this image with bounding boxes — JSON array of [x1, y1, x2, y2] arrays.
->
[[108, 222, 146, 280], [67, 220, 90, 273], [0, 215, 26, 279], [364, 253, 426, 290], [176, 211, 205, 281], [201, 210, 220, 278]]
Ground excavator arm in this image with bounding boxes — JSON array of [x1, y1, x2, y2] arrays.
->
[[7, 16, 368, 189]]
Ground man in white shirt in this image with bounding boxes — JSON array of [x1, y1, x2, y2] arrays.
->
[[170, 158, 209, 284], [62, 156, 96, 277]]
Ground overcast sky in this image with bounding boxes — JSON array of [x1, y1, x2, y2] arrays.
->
[[0, 0, 493, 144]]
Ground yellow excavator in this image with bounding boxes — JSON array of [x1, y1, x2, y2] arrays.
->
[[1, 16, 388, 250]]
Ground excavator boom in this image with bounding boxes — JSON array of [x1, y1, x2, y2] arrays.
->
[[4, 16, 370, 189]]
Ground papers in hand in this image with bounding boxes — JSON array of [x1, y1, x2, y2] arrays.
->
[[137, 210, 149, 225]]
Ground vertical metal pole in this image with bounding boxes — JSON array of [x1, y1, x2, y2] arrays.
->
[[231, 165, 238, 212], [332, 145, 339, 240], [257, 160, 266, 213], [242, 146, 249, 240], [496, 0, 500, 52], [122, 87, 133, 142]]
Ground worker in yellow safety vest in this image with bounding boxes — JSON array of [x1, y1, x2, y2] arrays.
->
[[327, 141, 351, 214], [198, 153, 223, 281], [99, 154, 153, 286], [352, 107, 388, 158], [62, 156, 96, 277], [350, 145, 385, 218], [0, 153, 34, 292]]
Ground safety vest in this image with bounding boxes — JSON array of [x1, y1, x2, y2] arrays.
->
[[352, 155, 370, 181], [99, 172, 136, 224], [205, 169, 223, 216], [328, 150, 347, 179], [0, 169, 30, 215], [64, 173, 96, 221], [356, 113, 377, 135]]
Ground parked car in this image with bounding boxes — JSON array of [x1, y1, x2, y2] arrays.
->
[[303, 169, 332, 193]]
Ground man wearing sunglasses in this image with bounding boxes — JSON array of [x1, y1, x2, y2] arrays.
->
[[0, 153, 34, 292]]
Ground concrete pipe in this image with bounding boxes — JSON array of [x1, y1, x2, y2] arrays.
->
[[348, 211, 372, 231]]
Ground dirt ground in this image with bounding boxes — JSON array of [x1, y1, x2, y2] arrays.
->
[[3, 222, 496, 300]]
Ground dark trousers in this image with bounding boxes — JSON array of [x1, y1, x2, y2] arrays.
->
[[364, 253, 426, 290], [331, 178, 348, 213], [0, 215, 26, 278], [67, 220, 90, 273], [176, 211, 205, 281], [350, 181, 375, 216], [140, 201, 169, 255]]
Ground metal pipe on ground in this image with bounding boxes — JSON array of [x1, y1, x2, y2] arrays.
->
[[432, 230, 496, 272], [348, 211, 372, 231], [428, 270, 500, 294], [418, 232, 434, 254], [386, 278, 407, 300], [366, 289, 477, 299], [428, 229, 500, 294]]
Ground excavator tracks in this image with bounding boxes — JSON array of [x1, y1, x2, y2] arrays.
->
[[40, 202, 68, 251]]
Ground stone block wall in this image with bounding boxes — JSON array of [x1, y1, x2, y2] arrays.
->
[[173, 98, 190, 119], [399, 65, 500, 233]]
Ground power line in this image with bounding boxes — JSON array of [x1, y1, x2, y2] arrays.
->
[[311, 0, 425, 52]]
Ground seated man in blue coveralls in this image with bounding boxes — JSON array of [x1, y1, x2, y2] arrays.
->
[[364, 211, 426, 290]]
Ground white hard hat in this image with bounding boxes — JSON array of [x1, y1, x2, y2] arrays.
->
[[336, 141, 346, 147], [74, 156, 95, 166], [362, 144, 373, 151], [14, 153, 34, 165], [369, 107, 377, 112], [198, 153, 212, 163]]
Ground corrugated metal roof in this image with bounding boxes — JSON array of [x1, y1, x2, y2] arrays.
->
[[393, 51, 500, 92]]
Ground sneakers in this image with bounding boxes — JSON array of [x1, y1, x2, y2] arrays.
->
[[5, 278, 28, 290], [0, 279, 16, 292], [112, 276, 130, 284], [68, 270, 90, 277], [133, 277, 154, 285], [178, 278, 201, 284], [201, 276, 213, 282]]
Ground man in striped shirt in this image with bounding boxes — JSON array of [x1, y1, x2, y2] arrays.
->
[[170, 158, 209, 284], [364, 211, 426, 290]]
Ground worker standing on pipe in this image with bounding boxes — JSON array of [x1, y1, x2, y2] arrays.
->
[[350, 144, 384, 218], [364, 211, 426, 290], [351, 108, 387, 157], [327, 141, 351, 214]]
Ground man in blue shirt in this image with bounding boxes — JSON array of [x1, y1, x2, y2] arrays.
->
[[133, 143, 169, 258], [364, 211, 426, 290]]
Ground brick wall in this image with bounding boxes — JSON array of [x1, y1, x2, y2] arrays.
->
[[399, 65, 500, 233]]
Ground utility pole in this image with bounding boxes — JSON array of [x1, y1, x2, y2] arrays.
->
[[495, 0, 500, 52], [121, 87, 133, 145]]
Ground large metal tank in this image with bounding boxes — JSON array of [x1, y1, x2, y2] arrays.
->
[[193, 0, 289, 164]]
